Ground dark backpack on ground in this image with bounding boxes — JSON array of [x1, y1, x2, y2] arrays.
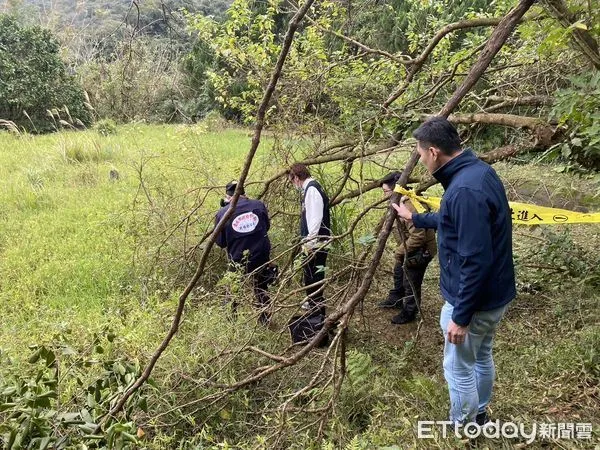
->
[[288, 313, 330, 348]]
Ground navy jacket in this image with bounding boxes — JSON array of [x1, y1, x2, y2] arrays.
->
[[215, 197, 271, 270], [413, 150, 515, 326]]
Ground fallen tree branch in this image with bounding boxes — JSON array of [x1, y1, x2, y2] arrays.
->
[[307, 13, 520, 72], [439, 0, 536, 117], [193, 0, 538, 408], [100, 0, 318, 425], [383, 16, 530, 109], [485, 95, 553, 112], [403, 43, 487, 111], [330, 175, 419, 206], [256, 144, 401, 199], [444, 112, 557, 148], [415, 17, 506, 66], [332, 140, 542, 205], [446, 112, 550, 130]]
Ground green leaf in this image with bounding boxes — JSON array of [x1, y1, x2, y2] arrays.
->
[[86, 392, 97, 408], [137, 397, 148, 413], [39, 435, 52, 450], [32, 395, 51, 408], [56, 412, 82, 423], [0, 402, 16, 412], [38, 390, 57, 400], [2, 386, 17, 396], [41, 348, 56, 367], [113, 362, 126, 376], [121, 431, 139, 443], [78, 422, 98, 434], [358, 234, 376, 246], [81, 434, 104, 440], [28, 348, 42, 364], [80, 408, 94, 424]]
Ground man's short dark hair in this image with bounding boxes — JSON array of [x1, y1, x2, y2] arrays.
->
[[226, 181, 244, 196], [412, 116, 462, 155], [381, 171, 401, 187], [289, 163, 311, 181]]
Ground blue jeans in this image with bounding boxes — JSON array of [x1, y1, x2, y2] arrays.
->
[[440, 301, 507, 424]]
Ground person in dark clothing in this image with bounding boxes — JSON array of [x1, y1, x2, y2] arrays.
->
[[392, 117, 515, 426], [379, 172, 437, 324], [215, 181, 272, 324], [288, 163, 331, 317]]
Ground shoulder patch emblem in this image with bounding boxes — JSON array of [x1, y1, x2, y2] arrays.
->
[[232, 212, 259, 233]]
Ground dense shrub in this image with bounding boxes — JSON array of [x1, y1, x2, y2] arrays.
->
[[0, 15, 92, 132]]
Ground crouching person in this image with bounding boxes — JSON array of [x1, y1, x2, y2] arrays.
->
[[215, 181, 273, 325], [379, 172, 436, 324]]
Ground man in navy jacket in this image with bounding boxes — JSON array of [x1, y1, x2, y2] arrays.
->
[[215, 181, 272, 324], [393, 117, 515, 426]]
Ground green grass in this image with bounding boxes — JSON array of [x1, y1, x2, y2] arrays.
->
[[0, 124, 599, 448], [0, 124, 266, 360]]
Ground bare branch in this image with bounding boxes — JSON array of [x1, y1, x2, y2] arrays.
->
[[306, 16, 413, 65], [100, 0, 318, 424], [444, 112, 558, 148], [415, 17, 504, 65], [382, 16, 530, 109], [439, 0, 536, 117], [256, 144, 403, 200], [330, 175, 419, 206]]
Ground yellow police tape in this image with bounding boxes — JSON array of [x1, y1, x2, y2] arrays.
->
[[394, 185, 600, 225]]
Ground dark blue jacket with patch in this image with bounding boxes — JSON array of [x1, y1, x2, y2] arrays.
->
[[215, 197, 271, 270], [413, 150, 515, 326]]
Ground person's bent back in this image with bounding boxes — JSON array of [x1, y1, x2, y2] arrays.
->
[[215, 195, 271, 272]]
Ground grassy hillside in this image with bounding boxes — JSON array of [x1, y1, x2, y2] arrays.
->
[[0, 124, 598, 448], [0, 123, 257, 356]]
